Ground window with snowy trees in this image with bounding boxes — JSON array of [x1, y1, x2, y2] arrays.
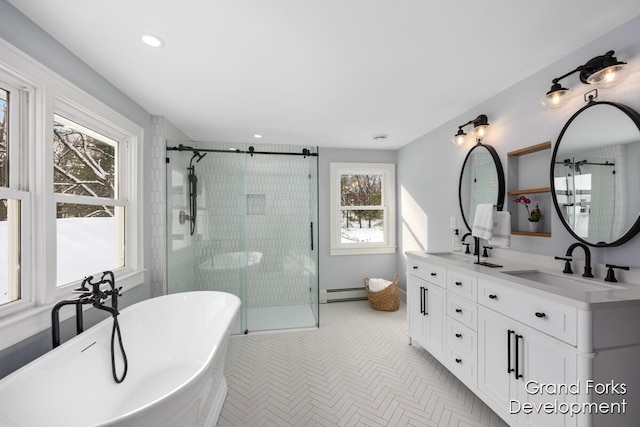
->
[[53, 114, 126, 286], [329, 163, 396, 255], [0, 41, 143, 349]]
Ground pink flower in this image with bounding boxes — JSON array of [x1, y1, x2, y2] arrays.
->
[[514, 195, 538, 221], [513, 195, 531, 205]]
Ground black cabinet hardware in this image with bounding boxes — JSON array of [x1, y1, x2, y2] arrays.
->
[[455, 358, 462, 364], [515, 334, 523, 379], [535, 312, 546, 318], [421, 287, 428, 316], [455, 308, 463, 313], [413, 265, 418, 269], [507, 330, 515, 374], [455, 333, 462, 338], [455, 281, 462, 286], [430, 272, 437, 277], [419, 286, 424, 315], [489, 294, 497, 300]]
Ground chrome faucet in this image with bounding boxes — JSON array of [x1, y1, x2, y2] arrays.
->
[[565, 242, 594, 278]]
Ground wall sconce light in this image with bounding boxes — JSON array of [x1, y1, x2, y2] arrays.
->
[[451, 114, 489, 146], [540, 50, 630, 109]]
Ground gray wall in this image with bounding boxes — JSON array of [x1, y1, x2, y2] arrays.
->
[[318, 147, 398, 289], [0, 0, 154, 378], [397, 15, 640, 285]]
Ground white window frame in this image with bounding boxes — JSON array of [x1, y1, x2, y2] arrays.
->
[[0, 38, 144, 351], [52, 106, 127, 289], [0, 78, 32, 314], [329, 162, 396, 255]]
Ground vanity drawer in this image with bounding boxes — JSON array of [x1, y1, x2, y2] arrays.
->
[[478, 279, 577, 345], [446, 293, 477, 331], [447, 269, 477, 301], [447, 347, 477, 383], [446, 317, 477, 358], [407, 259, 445, 287]]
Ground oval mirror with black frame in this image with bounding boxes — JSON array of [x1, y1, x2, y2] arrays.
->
[[550, 101, 640, 246], [458, 143, 505, 232]]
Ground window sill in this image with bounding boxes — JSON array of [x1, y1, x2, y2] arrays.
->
[[330, 246, 397, 256], [0, 269, 145, 352]]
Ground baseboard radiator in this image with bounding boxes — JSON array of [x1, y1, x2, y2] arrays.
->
[[319, 287, 367, 303]]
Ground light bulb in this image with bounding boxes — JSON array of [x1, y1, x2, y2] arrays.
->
[[586, 64, 630, 88], [451, 133, 466, 146], [540, 88, 572, 110], [473, 124, 487, 140]]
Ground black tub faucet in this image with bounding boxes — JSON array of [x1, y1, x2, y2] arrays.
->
[[565, 243, 594, 278], [51, 271, 122, 348]]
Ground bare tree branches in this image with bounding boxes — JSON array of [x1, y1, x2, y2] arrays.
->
[[53, 121, 116, 218]]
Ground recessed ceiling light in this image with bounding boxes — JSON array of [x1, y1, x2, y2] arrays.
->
[[253, 134, 263, 139], [373, 134, 388, 141], [141, 34, 165, 48]]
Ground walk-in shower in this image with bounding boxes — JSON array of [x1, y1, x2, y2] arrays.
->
[[166, 142, 319, 333]]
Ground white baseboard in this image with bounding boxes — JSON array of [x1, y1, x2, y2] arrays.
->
[[319, 287, 367, 303]]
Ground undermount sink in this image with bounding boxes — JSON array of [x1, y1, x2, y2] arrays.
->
[[428, 252, 475, 262], [502, 270, 625, 292]]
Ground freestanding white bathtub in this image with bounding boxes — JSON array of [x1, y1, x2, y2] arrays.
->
[[0, 291, 240, 427]]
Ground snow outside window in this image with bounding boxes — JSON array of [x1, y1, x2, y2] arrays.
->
[[330, 163, 396, 255], [0, 40, 143, 350], [53, 114, 126, 287], [0, 81, 27, 308]]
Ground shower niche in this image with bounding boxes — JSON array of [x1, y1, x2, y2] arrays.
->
[[166, 142, 319, 333]]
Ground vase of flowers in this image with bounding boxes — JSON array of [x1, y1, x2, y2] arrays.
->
[[513, 195, 542, 232]]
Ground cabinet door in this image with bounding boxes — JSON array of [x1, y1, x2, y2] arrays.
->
[[478, 307, 519, 415], [407, 275, 425, 341], [479, 307, 578, 427], [517, 327, 577, 427], [407, 275, 445, 357], [424, 283, 445, 356]]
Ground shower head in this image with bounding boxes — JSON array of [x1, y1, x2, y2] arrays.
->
[[574, 160, 587, 174], [189, 151, 207, 167]]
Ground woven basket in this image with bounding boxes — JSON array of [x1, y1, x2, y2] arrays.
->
[[364, 274, 399, 311]]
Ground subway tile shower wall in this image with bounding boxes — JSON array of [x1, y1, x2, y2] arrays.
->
[[191, 142, 314, 308]]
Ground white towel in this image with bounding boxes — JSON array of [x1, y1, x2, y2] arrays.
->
[[489, 211, 511, 248], [472, 203, 495, 240], [367, 278, 392, 292]]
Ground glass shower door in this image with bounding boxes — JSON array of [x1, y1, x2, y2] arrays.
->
[[166, 142, 318, 334], [243, 146, 318, 332]]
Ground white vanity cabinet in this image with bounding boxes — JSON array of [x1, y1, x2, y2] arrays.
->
[[478, 307, 577, 427], [406, 259, 446, 358], [406, 252, 640, 427]]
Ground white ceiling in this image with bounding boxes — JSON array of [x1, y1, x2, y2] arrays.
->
[[8, 0, 640, 149]]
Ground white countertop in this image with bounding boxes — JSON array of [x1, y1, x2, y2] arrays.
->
[[406, 251, 640, 309]]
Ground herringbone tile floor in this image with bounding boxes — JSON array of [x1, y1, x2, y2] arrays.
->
[[218, 300, 509, 427]]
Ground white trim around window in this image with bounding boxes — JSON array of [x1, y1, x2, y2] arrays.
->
[[0, 37, 145, 351], [329, 162, 396, 256]]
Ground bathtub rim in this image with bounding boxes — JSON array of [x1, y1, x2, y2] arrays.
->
[[0, 291, 240, 427], [100, 291, 241, 425]]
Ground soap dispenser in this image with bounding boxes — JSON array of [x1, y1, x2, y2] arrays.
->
[[452, 229, 462, 252]]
